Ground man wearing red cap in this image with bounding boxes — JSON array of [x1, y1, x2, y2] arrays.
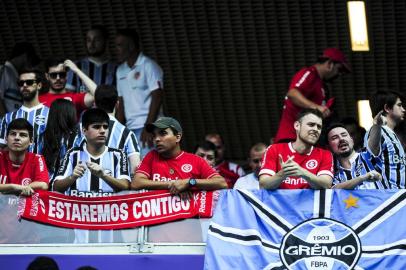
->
[[274, 48, 351, 143]]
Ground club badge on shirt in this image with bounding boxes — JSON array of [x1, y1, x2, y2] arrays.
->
[[181, 164, 193, 173]]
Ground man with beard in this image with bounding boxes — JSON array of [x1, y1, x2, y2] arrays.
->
[[327, 124, 383, 189], [234, 143, 267, 190], [0, 69, 49, 154], [39, 58, 97, 116], [366, 90, 406, 189], [260, 109, 333, 189], [66, 26, 116, 93], [274, 48, 351, 143], [0, 42, 41, 116]]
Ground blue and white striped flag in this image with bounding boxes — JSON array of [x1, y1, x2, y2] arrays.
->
[[204, 189, 406, 270]]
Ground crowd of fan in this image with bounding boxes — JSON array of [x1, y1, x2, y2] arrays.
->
[[0, 25, 405, 207]]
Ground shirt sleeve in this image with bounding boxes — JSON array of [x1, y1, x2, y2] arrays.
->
[[197, 157, 220, 179], [53, 151, 74, 181], [125, 131, 140, 156], [33, 155, 49, 184], [145, 61, 163, 92], [115, 150, 131, 181], [73, 93, 87, 112], [364, 127, 385, 157], [258, 145, 278, 176], [317, 150, 334, 178], [289, 68, 317, 97], [135, 151, 154, 178]]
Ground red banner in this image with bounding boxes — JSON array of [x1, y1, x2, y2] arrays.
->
[[18, 190, 214, 230]]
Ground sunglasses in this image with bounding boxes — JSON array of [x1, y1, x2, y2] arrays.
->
[[48, 71, 67, 79], [17, 79, 38, 87]]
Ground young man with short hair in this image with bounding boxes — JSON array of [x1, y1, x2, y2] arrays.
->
[[0, 118, 49, 195], [131, 117, 227, 194], [0, 69, 49, 153], [260, 109, 333, 189], [53, 108, 130, 196], [194, 140, 217, 168], [75, 85, 140, 173], [366, 90, 406, 188], [53, 108, 131, 243]]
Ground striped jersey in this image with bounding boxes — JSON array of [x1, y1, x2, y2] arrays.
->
[[333, 150, 385, 189], [66, 58, 117, 93], [365, 125, 406, 189], [0, 104, 49, 154], [53, 143, 131, 197], [74, 114, 139, 158]]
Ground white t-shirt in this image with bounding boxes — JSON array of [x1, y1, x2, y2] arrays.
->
[[233, 172, 259, 190], [116, 52, 163, 129]]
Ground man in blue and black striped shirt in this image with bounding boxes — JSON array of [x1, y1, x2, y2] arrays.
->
[[0, 69, 49, 154], [327, 124, 383, 189], [366, 90, 406, 189], [66, 25, 116, 93]]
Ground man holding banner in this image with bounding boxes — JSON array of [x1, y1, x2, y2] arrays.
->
[[52, 108, 130, 243], [0, 118, 49, 195], [132, 117, 227, 194], [132, 117, 227, 242], [259, 108, 333, 189]]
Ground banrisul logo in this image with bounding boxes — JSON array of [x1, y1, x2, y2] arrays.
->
[[280, 218, 361, 270]]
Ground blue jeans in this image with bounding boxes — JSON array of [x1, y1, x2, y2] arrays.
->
[[133, 127, 152, 159]]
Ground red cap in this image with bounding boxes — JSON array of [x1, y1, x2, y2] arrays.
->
[[321, 48, 351, 73]]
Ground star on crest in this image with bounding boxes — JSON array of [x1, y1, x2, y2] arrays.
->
[[344, 194, 359, 209]]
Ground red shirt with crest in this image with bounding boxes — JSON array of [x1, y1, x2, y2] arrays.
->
[[274, 66, 326, 143], [259, 142, 333, 189], [0, 151, 49, 186], [136, 150, 219, 181]]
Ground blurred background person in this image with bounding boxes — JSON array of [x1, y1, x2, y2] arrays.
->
[[194, 140, 217, 168], [205, 133, 245, 188], [67, 25, 116, 93], [0, 42, 40, 116], [234, 143, 267, 190]]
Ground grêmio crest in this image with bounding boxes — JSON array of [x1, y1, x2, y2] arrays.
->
[[280, 218, 361, 270]]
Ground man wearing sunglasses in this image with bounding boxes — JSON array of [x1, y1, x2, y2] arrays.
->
[[234, 143, 267, 190], [0, 69, 49, 154], [39, 58, 97, 115]]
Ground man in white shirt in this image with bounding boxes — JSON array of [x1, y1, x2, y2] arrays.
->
[[234, 143, 267, 190], [115, 28, 163, 158]]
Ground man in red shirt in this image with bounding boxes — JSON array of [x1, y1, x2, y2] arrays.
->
[[131, 117, 227, 195], [205, 133, 245, 188], [259, 109, 333, 189], [39, 58, 97, 115], [274, 48, 351, 143], [0, 118, 49, 195]]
